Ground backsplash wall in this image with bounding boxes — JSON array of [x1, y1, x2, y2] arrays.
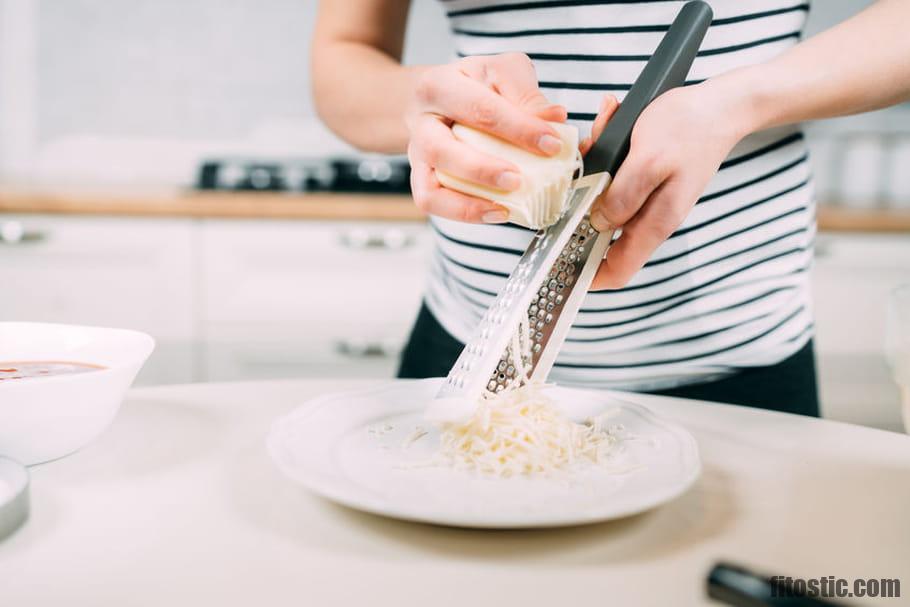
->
[[33, 1, 453, 144]]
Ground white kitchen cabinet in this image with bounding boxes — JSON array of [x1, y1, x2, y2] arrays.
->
[[0, 214, 430, 386], [811, 233, 910, 430], [198, 219, 429, 381], [0, 215, 197, 385]]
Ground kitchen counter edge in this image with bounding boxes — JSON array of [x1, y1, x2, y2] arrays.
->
[[1, 190, 909, 231]]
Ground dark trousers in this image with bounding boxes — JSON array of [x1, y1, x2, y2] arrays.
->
[[398, 303, 820, 417]]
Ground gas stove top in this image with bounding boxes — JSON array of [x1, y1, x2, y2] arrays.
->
[[196, 157, 411, 194]]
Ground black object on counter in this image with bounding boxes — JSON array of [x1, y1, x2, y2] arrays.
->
[[197, 161, 222, 190], [195, 157, 410, 194], [708, 563, 851, 606], [327, 158, 411, 194]]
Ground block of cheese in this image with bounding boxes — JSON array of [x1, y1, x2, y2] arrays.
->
[[435, 121, 581, 229]]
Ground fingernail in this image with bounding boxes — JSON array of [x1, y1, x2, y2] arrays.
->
[[538, 134, 563, 155], [496, 171, 521, 191], [482, 210, 510, 224], [589, 209, 611, 232]]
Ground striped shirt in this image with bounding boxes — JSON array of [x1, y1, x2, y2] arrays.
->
[[426, 0, 816, 391]]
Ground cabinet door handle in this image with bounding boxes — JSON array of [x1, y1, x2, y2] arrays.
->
[[334, 338, 401, 359], [338, 229, 415, 250], [0, 221, 48, 245]]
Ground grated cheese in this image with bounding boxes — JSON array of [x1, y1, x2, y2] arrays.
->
[[428, 317, 622, 477], [432, 384, 621, 477]]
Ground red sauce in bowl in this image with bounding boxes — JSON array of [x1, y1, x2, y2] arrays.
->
[[0, 361, 106, 381]]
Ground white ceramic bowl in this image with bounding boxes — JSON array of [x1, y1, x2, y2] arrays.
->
[[0, 323, 154, 465]]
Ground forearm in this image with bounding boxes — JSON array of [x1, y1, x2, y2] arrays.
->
[[312, 41, 425, 154], [712, 0, 910, 136], [311, 0, 420, 154]]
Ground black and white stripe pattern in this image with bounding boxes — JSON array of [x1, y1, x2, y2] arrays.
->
[[427, 0, 815, 390]]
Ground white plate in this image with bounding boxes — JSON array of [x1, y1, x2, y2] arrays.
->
[[267, 379, 700, 528]]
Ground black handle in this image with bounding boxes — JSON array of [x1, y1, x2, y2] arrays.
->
[[707, 563, 850, 607], [583, 1, 713, 176]]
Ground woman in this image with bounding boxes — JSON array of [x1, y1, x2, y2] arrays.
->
[[311, 1, 910, 416]]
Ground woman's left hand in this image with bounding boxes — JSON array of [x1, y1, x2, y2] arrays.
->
[[583, 80, 751, 290]]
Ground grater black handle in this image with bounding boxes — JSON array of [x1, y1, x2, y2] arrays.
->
[[583, 1, 713, 177]]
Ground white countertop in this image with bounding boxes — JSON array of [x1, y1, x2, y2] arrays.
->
[[1, 379, 908, 606]]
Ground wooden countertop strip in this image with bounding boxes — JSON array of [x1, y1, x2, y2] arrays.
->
[[815, 204, 910, 233], [0, 190, 426, 222], [2, 189, 910, 232]]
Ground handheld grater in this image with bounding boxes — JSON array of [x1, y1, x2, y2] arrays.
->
[[436, 1, 714, 403]]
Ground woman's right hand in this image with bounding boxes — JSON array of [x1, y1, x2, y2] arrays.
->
[[406, 53, 568, 224]]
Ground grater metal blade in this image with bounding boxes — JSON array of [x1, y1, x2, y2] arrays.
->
[[437, 172, 613, 402]]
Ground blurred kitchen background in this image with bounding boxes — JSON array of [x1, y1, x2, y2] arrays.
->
[[1, 1, 908, 430]]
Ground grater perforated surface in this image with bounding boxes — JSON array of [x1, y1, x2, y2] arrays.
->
[[437, 172, 611, 403]]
